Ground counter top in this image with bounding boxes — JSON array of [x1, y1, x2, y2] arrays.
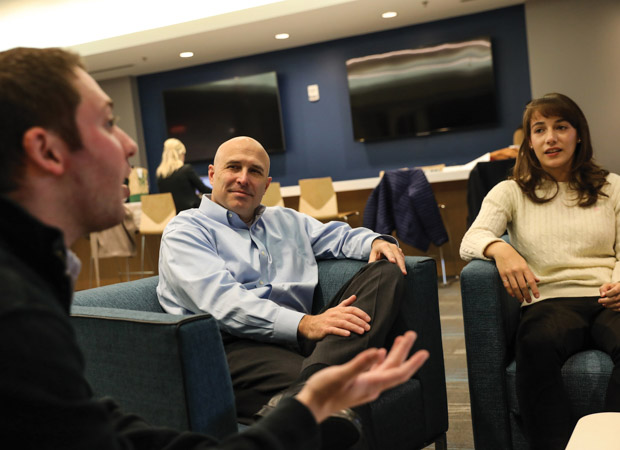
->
[[200, 154, 488, 198], [280, 158, 482, 198]]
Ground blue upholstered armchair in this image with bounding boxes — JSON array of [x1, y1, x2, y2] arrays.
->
[[460, 259, 613, 450], [71, 276, 238, 439], [72, 256, 448, 449]]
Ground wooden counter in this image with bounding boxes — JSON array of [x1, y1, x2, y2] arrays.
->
[[283, 178, 468, 278]]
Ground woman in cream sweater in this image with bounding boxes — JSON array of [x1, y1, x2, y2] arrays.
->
[[460, 93, 620, 450]]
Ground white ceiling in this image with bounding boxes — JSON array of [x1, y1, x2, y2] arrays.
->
[[1, 0, 524, 80]]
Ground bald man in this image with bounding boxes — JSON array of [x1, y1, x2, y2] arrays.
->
[[157, 137, 411, 448]]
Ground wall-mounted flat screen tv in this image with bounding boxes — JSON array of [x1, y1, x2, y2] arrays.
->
[[162, 71, 285, 162], [346, 37, 497, 142]]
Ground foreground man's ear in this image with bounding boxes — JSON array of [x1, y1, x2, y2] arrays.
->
[[22, 127, 68, 176]]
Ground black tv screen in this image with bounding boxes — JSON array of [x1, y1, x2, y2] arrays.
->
[[162, 71, 285, 162], [346, 37, 497, 142]]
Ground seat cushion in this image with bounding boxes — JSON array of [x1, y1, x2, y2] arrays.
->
[[506, 350, 613, 418]]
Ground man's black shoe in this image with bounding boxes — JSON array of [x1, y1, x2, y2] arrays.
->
[[255, 383, 363, 449]]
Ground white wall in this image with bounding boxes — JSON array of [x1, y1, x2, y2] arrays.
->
[[525, 0, 620, 172], [98, 76, 147, 169]]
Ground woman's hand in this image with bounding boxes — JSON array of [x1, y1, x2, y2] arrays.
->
[[484, 241, 540, 303], [599, 283, 620, 311]]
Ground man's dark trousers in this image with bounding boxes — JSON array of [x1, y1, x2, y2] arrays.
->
[[222, 259, 406, 423]]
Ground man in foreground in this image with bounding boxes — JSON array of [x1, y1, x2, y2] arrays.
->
[[0, 46, 429, 449], [157, 136, 416, 446]]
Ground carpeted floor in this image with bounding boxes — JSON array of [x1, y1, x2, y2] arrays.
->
[[423, 279, 474, 450]]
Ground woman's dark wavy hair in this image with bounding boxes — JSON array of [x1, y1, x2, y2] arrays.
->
[[512, 93, 608, 206]]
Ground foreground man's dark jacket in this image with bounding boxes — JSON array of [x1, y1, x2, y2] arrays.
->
[[0, 197, 319, 449]]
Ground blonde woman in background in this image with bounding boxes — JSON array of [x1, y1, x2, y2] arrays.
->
[[156, 138, 211, 212]]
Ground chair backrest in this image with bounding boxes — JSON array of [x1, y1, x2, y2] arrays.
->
[[74, 276, 163, 312], [466, 159, 515, 227], [262, 181, 284, 207], [140, 193, 176, 234], [298, 177, 339, 219]]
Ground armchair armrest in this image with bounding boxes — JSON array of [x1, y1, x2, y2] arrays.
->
[[70, 306, 237, 439], [460, 258, 521, 449], [315, 256, 448, 441], [402, 256, 449, 440]]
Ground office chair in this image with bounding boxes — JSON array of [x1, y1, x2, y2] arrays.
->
[[298, 177, 358, 222], [262, 181, 285, 207], [138, 193, 176, 276]]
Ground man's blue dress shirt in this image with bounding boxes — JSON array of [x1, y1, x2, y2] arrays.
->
[[157, 196, 384, 345]]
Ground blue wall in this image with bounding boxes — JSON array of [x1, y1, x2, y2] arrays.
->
[[138, 5, 530, 189]]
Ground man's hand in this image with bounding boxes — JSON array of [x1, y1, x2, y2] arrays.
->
[[298, 295, 371, 340], [295, 331, 429, 423], [369, 238, 407, 275], [599, 283, 620, 311], [484, 241, 539, 303]]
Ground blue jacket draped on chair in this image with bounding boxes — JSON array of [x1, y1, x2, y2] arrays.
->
[[363, 168, 449, 251]]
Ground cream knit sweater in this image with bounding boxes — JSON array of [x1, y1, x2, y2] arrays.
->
[[460, 173, 620, 305]]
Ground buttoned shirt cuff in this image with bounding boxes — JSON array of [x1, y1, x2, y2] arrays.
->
[[372, 235, 399, 246], [274, 307, 306, 344]]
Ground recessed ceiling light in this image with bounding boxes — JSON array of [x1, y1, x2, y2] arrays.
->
[[179, 51, 194, 58], [382, 11, 398, 19], [275, 33, 289, 40]]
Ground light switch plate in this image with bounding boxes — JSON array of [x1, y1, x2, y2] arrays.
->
[[307, 84, 320, 102]]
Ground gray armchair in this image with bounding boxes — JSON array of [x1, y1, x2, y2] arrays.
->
[[72, 256, 448, 449], [460, 259, 613, 450]]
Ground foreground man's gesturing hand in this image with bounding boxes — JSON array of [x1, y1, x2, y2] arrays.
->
[[296, 331, 429, 423]]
